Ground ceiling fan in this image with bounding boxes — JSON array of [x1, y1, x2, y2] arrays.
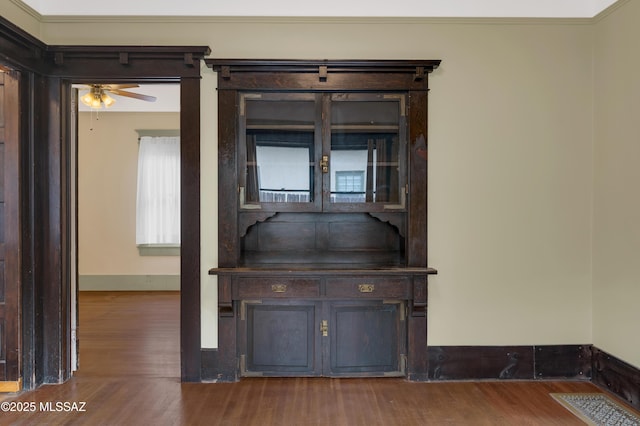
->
[[80, 84, 157, 109]]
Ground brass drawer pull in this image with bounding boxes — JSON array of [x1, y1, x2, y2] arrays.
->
[[358, 284, 375, 293], [271, 284, 287, 293]]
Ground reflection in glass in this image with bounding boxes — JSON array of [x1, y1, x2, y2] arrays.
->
[[244, 96, 315, 204], [242, 94, 405, 207], [330, 98, 402, 204], [246, 131, 314, 203]]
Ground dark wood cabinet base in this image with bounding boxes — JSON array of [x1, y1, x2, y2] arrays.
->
[[237, 299, 406, 377], [210, 269, 432, 380]]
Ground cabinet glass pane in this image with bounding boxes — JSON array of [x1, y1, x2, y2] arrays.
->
[[244, 98, 315, 204], [330, 97, 403, 205]]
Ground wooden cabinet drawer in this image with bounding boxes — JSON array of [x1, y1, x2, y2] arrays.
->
[[325, 276, 411, 298], [235, 277, 321, 298]]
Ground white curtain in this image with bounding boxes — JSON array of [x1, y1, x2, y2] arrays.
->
[[136, 136, 180, 245]]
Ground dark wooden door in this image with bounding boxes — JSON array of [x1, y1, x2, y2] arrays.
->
[[239, 299, 405, 378], [0, 67, 21, 390], [324, 300, 405, 377], [241, 300, 322, 376]]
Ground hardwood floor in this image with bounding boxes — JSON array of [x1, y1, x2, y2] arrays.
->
[[0, 291, 621, 425]]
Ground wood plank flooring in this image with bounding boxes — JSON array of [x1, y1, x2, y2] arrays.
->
[[0, 291, 624, 425]]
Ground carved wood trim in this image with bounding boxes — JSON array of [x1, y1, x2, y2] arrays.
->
[[239, 212, 278, 238], [206, 59, 440, 74], [368, 212, 406, 239], [44, 45, 211, 78], [206, 59, 440, 91]]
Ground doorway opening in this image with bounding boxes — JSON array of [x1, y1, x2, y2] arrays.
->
[[74, 83, 182, 378]]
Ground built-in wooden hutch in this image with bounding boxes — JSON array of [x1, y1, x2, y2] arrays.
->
[[206, 59, 439, 381]]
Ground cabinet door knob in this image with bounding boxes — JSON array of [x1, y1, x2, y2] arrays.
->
[[320, 155, 329, 173], [320, 320, 328, 337]]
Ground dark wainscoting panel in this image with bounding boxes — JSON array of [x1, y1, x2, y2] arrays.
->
[[592, 347, 640, 411], [428, 346, 534, 380], [428, 345, 592, 381], [535, 345, 592, 380]]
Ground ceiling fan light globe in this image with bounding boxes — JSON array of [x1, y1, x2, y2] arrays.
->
[[80, 92, 95, 107], [101, 93, 115, 108]]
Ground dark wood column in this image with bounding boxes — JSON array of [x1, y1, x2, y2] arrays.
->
[[39, 76, 72, 383], [180, 75, 202, 382]]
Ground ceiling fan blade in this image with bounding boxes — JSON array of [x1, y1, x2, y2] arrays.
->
[[109, 89, 157, 102], [104, 84, 140, 90]]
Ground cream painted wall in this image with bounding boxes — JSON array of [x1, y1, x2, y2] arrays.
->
[[69, 18, 594, 348], [78, 112, 180, 276], [5, 15, 599, 349], [201, 72, 218, 348], [422, 23, 593, 347], [593, 0, 640, 368]]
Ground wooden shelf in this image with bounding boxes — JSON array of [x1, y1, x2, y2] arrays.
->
[[210, 266, 438, 276]]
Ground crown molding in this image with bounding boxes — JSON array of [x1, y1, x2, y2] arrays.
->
[[9, 0, 43, 21], [11, 0, 620, 21], [592, 0, 631, 23], [33, 14, 594, 26], [6, 0, 599, 26]]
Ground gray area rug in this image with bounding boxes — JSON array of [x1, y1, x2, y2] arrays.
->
[[552, 393, 640, 425]]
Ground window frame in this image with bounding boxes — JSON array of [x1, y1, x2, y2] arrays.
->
[[135, 129, 181, 256]]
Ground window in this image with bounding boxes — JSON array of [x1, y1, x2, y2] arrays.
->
[[135, 134, 180, 253], [332, 171, 366, 201]]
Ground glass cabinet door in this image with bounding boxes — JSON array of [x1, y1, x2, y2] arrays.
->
[[326, 93, 407, 211], [240, 93, 321, 211], [239, 92, 406, 212]]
